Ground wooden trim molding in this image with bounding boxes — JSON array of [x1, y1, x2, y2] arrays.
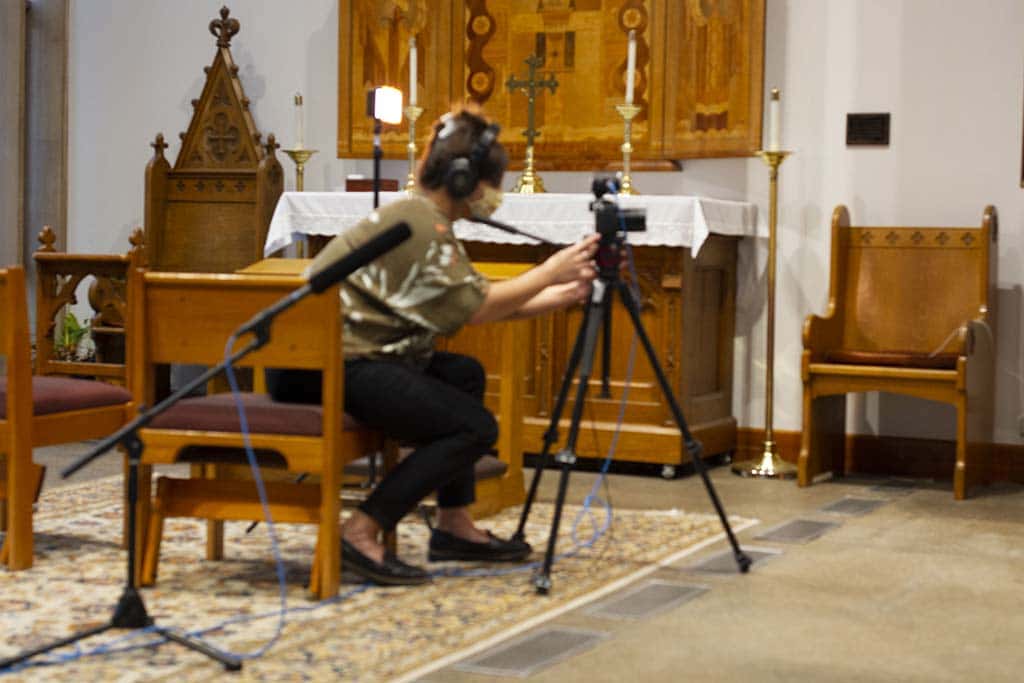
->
[[739, 428, 1024, 486]]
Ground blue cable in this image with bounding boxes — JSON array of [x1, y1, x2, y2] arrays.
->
[[215, 332, 289, 660]]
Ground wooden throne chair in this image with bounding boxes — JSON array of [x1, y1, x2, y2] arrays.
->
[[799, 205, 997, 499], [144, 6, 283, 275]]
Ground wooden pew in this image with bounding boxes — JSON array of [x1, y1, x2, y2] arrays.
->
[[800, 206, 997, 499]]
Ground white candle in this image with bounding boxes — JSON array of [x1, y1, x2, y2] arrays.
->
[[294, 92, 304, 149], [767, 88, 781, 151], [408, 36, 418, 106], [625, 30, 636, 104]]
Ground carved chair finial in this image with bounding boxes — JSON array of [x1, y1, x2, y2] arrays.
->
[[129, 227, 148, 267], [129, 227, 145, 251], [265, 133, 280, 154], [152, 133, 169, 157], [38, 225, 57, 252], [209, 6, 240, 49]]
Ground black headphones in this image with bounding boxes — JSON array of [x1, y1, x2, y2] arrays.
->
[[444, 122, 501, 199]]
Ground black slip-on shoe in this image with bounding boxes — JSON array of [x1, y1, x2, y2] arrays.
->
[[341, 539, 431, 586], [428, 529, 532, 563]]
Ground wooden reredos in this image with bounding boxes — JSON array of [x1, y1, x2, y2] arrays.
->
[[145, 6, 283, 274]]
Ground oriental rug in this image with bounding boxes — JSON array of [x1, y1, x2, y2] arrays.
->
[[0, 475, 755, 682]]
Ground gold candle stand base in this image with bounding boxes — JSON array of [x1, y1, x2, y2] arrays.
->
[[403, 105, 424, 191], [731, 444, 797, 479], [283, 147, 319, 257], [512, 145, 546, 194], [615, 103, 641, 195]]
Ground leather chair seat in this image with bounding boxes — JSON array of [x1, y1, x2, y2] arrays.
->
[[823, 349, 958, 370], [0, 375, 131, 418], [147, 393, 365, 435]]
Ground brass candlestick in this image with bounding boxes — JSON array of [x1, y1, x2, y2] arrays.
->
[[615, 103, 641, 195], [283, 147, 318, 257], [732, 149, 797, 479], [513, 145, 546, 194], [404, 105, 424, 191]]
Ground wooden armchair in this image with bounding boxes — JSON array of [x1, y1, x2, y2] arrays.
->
[[799, 205, 997, 499], [34, 225, 146, 383], [130, 271, 383, 598], [1, 267, 134, 569]]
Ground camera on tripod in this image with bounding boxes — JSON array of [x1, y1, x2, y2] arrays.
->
[[590, 176, 646, 240]]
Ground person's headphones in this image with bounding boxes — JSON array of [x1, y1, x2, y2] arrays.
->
[[444, 122, 501, 199]]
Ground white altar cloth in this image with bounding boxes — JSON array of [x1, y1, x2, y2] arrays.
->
[[265, 191, 758, 257]]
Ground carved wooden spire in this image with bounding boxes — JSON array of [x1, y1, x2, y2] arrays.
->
[[209, 6, 239, 48]]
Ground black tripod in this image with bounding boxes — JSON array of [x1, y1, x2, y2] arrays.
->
[[511, 230, 752, 594]]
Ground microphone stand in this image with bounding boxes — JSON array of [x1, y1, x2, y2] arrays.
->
[[0, 281, 321, 673], [372, 117, 383, 209]]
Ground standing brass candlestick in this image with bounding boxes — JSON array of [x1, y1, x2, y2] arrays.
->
[[283, 147, 318, 257], [615, 103, 641, 195], [513, 145, 546, 194], [732, 149, 797, 479], [403, 105, 424, 191]]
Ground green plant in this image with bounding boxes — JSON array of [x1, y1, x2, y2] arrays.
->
[[58, 309, 90, 358]]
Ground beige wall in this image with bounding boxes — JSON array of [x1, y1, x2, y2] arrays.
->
[[0, 0, 26, 266]]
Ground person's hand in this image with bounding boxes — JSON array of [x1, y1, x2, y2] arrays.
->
[[542, 234, 600, 286], [547, 279, 593, 308]]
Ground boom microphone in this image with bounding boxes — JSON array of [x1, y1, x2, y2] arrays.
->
[[308, 222, 412, 293], [467, 214, 555, 246]]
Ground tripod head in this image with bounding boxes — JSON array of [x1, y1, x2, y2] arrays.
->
[[589, 176, 645, 278]]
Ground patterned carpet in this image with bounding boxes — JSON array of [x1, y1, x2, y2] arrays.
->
[[0, 475, 754, 682]]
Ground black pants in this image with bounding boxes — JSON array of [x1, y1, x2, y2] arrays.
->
[[267, 352, 497, 532]]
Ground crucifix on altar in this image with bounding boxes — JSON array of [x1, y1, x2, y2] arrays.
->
[[506, 54, 559, 193]]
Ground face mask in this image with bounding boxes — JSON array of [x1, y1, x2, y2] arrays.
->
[[467, 185, 503, 218]]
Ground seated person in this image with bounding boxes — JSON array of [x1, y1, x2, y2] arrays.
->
[[270, 106, 598, 585]]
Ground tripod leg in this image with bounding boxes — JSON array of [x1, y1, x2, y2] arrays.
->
[[599, 291, 613, 398], [614, 281, 751, 573], [535, 292, 606, 594], [513, 297, 594, 541]]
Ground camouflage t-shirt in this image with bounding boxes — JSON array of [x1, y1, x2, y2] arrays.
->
[[307, 194, 490, 365]]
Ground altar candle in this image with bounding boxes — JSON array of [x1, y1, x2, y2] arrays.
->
[[294, 92, 304, 149], [409, 37, 418, 106], [767, 88, 781, 151], [625, 30, 636, 104]]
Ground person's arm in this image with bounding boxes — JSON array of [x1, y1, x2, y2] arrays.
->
[[502, 281, 593, 319], [468, 234, 599, 325]]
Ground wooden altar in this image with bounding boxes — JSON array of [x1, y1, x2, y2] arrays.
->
[[443, 237, 738, 472], [266, 191, 756, 472]]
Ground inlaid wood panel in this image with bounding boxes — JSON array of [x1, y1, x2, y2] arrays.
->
[[337, 1, 765, 167]]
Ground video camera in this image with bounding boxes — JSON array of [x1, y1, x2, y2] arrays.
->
[[590, 176, 646, 240]]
